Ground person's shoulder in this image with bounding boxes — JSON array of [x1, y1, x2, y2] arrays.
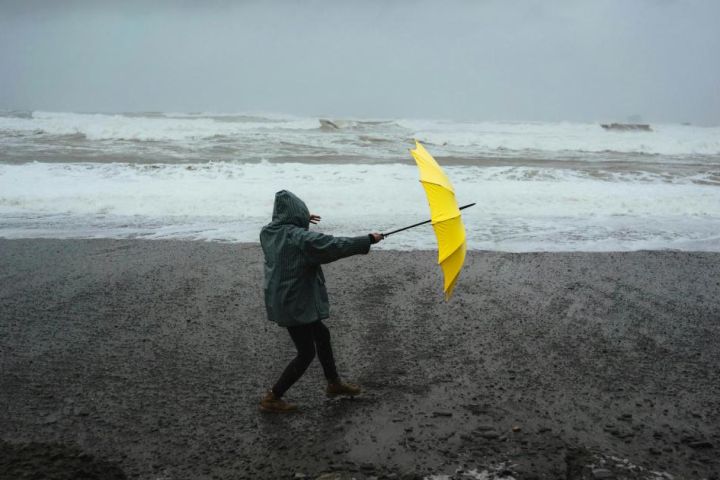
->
[[288, 227, 334, 246], [260, 223, 274, 236], [286, 225, 311, 238], [260, 222, 290, 240]]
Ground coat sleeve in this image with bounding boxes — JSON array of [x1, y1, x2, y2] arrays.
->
[[293, 229, 372, 265]]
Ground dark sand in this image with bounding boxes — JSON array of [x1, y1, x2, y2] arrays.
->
[[1, 239, 719, 480]]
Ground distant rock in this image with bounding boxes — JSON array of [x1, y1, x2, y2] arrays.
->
[[601, 123, 652, 131], [320, 119, 340, 130]]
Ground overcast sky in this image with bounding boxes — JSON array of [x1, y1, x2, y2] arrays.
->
[[1, 0, 718, 124]]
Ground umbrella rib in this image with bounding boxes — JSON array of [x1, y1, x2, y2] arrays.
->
[[437, 235, 465, 263], [421, 180, 456, 191]]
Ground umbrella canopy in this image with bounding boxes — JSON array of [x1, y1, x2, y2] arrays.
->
[[410, 140, 468, 300]]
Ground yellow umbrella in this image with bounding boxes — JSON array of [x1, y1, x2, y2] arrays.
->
[[383, 141, 473, 300]]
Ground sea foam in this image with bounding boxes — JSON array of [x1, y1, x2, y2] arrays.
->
[[1, 111, 719, 158], [0, 111, 320, 142], [1, 161, 718, 251]]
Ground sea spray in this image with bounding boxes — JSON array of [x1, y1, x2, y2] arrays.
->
[[1, 161, 719, 251]]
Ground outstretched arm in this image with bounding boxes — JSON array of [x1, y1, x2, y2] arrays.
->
[[295, 229, 382, 265]]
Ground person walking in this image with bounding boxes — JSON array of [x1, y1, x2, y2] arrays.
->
[[259, 190, 383, 413]]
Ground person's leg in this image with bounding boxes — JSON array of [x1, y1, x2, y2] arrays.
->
[[310, 320, 340, 382], [271, 324, 316, 398], [311, 321, 362, 397]]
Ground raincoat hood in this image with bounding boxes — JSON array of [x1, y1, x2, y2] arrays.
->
[[271, 190, 310, 229]]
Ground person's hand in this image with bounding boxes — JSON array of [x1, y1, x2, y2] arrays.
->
[[370, 232, 384, 243], [309, 214, 321, 224]]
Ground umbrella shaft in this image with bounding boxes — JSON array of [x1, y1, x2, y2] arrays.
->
[[383, 203, 475, 237]]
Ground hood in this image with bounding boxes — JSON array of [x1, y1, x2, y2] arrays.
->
[[271, 190, 310, 228]]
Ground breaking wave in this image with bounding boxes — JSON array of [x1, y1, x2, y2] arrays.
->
[[1, 111, 719, 157], [1, 161, 719, 251]]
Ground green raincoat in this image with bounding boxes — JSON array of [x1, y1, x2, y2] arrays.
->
[[260, 190, 372, 327]]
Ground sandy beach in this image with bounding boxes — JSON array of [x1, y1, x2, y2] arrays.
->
[[1, 239, 719, 479]]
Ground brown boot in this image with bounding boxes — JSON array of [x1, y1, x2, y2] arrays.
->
[[259, 390, 298, 413], [326, 380, 362, 398]]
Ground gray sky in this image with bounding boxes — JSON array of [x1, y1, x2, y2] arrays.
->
[[1, 0, 719, 124]]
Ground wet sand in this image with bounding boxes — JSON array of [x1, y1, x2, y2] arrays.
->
[[1, 239, 719, 480]]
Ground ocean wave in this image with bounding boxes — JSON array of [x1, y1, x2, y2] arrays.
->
[[0, 110, 33, 119], [0, 111, 322, 142], [1, 111, 720, 157], [404, 120, 720, 156], [1, 161, 718, 215], [1, 161, 719, 250]]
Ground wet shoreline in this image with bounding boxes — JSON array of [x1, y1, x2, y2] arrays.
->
[[1, 239, 719, 479]]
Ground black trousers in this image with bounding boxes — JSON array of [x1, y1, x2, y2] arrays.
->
[[272, 320, 340, 397]]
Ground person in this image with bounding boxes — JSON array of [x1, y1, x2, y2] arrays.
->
[[259, 190, 383, 413]]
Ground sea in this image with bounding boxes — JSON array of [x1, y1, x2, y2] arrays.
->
[[1, 110, 719, 252]]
